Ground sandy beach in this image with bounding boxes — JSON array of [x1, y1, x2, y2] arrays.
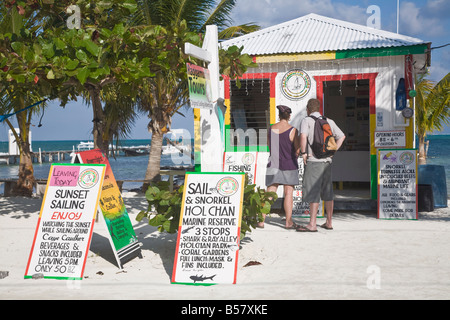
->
[[1, 191, 449, 301]]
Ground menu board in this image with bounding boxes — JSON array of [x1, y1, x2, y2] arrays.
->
[[25, 164, 106, 280], [74, 149, 141, 268], [378, 149, 418, 220], [172, 172, 245, 285]]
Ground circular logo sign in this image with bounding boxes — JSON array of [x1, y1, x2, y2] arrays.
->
[[281, 69, 311, 100], [78, 169, 100, 189], [241, 153, 255, 165], [400, 152, 414, 165], [216, 177, 239, 196]]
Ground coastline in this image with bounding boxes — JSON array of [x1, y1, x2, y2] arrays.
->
[[1, 191, 449, 300]]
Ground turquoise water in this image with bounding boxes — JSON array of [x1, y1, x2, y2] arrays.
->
[[421, 135, 450, 197], [0, 139, 193, 192]]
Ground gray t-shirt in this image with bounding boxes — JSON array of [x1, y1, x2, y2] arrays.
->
[[299, 112, 345, 162]]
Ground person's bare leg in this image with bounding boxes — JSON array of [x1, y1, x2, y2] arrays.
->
[[283, 185, 295, 228], [321, 200, 333, 229], [257, 184, 278, 228], [306, 202, 319, 231]]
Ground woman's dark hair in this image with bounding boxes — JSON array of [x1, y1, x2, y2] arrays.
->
[[277, 105, 291, 120], [279, 111, 291, 120]]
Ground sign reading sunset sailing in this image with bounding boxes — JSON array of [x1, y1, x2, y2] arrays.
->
[[172, 172, 245, 285], [25, 163, 106, 280]]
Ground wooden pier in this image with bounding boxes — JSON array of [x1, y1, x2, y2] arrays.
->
[[0, 146, 153, 165], [0, 150, 74, 165]]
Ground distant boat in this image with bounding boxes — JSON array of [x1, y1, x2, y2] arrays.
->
[[77, 141, 94, 151], [162, 130, 192, 156], [123, 148, 149, 156], [161, 144, 191, 155]]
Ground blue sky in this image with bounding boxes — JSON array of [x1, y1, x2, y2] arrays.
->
[[1, 0, 449, 142]]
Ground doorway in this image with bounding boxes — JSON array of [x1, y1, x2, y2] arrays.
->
[[322, 78, 371, 195]]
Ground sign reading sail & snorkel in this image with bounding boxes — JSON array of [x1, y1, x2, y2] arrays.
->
[[25, 163, 106, 280], [172, 172, 245, 285]]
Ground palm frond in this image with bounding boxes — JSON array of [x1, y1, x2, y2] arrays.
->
[[202, 0, 236, 31], [219, 23, 261, 39]]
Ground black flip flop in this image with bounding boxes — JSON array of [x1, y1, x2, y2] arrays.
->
[[296, 225, 318, 232], [320, 223, 333, 230]]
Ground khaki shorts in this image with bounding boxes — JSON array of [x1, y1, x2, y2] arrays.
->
[[302, 161, 334, 203]]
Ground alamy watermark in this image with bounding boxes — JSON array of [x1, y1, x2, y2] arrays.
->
[[366, 265, 381, 289], [367, 5, 381, 29]]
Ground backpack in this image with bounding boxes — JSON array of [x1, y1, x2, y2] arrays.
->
[[308, 115, 337, 158]]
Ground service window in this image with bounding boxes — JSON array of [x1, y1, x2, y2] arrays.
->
[[229, 79, 270, 149]]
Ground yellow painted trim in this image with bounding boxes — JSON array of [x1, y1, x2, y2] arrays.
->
[[405, 109, 414, 149], [270, 97, 276, 124], [370, 114, 377, 155], [256, 52, 336, 64], [224, 98, 231, 125], [194, 108, 201, 154]]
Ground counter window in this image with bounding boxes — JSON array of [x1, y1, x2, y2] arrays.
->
[[229, 79, 270, 148]]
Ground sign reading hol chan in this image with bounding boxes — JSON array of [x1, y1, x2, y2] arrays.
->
[[172, 172, 245, 285], [25, 164, 106, 280]]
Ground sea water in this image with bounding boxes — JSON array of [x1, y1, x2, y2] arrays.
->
[[1, 136, 450, 197], [0, 139, 193, 193]]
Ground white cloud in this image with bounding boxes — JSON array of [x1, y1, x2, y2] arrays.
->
[[400, 1, 446, 37], [232, 0, 367, 29]]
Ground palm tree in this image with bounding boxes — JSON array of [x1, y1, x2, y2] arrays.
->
[[133, 0, 259, 185], [415, 72, 450, 165]]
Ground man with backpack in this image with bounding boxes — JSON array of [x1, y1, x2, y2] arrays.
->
[[297, 98, 346, 232]]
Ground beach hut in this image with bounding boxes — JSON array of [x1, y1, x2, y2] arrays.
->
[[196, 13, 431, 201]]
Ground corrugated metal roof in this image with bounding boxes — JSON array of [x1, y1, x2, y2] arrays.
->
[[220, 13, 426, 55]]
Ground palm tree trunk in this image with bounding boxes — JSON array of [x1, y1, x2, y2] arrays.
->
[[143, 129, 164, 190], [418, 133, 427, 165], [88, 85, 109, 156], [15, 148, 35, 196], [10, 111, 35, 196]]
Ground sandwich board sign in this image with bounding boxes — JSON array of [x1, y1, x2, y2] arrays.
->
[[25, 163, 106, 280], [73, 149, 141, 268], [172, 172, 245, 285], [378, 149, 418, 220]]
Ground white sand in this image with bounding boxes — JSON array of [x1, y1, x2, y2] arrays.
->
[[1, 192, 450, 300]]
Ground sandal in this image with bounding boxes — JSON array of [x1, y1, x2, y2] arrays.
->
[[285, 222, 298, 230], [320, 223, 333, 230], [296, 225, 318, 232]]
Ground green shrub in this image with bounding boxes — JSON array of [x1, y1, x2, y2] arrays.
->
[[136, 174, 277, 239]]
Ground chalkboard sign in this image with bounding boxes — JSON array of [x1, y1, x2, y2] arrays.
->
[[172, 172, 245, 285], [25, 164, 106, 280]]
